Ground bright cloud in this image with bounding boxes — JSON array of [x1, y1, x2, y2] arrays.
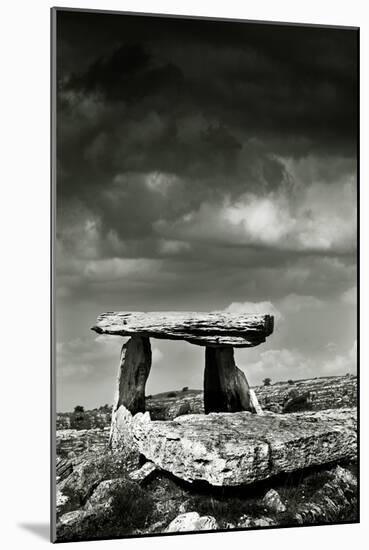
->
[[154, 179, 356, 254]]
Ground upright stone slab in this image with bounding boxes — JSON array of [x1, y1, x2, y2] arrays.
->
[[110, 336, 152, 451], [115, 336, 152, 414], [204, 346, 252, 413]]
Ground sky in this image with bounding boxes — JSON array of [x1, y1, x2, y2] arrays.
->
[[55, 10, 358, 412]]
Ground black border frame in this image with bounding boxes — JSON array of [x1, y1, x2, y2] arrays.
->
[[50, 7, 360, 543]]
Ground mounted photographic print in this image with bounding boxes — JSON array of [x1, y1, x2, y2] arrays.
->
[[51, 7, 359, 543]]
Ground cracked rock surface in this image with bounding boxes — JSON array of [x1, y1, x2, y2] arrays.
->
[[130, 407, 357, 486]]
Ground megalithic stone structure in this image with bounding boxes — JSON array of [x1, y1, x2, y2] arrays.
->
[[92, 311, 274, 447]]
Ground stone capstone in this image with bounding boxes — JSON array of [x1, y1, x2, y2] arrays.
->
[[92, 311, 274, 348]]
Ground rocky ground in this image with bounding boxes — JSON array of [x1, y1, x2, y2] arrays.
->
[[144, 374, 357, 420], [55, 375, 358, 542]]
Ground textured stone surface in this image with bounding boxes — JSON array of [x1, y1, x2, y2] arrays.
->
[[92, 311, 274, 348], [165, 512, 218, 532], [257, 375, 357, 413], [56, 456, 73, 481], [262, 489, 286, 513], [57, 508, 102, 541], [56, 488, 70, 515], [56, 428, 110, 459], [204, 346, 252, 413], [57, 451, 131, 510], [114, 336, 151, 415], [131, 408, 357, 486], [129, 461, 157, 484], [293, 465, 357, 524], [146, 392, 204, 420], [85, 478, 138, 510], [144, 375, 357, 420], [109, 403, 150, 453]]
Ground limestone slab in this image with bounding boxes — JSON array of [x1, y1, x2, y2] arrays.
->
[[92, 311, 274, 347], [130, 408, 357, 486]]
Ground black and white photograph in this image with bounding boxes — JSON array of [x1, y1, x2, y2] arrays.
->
[[52, 7, 358, 543]]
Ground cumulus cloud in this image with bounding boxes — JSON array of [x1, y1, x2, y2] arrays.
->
[[154, 179, 356, 254]]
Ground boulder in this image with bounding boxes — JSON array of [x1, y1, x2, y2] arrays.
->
[[85, 478, 137, 510], [58, 451, 130, 507], [262, 489, 286, 513], [56, 507, 106, 541], [58, 509, 84, 529], [57, 471, 155, 541], [165, 512, 218, 532], [131, 408, 357, 486]]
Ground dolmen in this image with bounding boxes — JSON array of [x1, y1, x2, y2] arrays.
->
[[91, 311, 357, 487]]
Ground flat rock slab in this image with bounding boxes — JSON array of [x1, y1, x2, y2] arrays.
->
[[92, 311, 274, 347], [131, 408, 356, 486]]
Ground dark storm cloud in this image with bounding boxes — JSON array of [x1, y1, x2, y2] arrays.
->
[[58, 11, 357, 156], [67, 43, 184, 104], [56, 11, 357, 252]]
